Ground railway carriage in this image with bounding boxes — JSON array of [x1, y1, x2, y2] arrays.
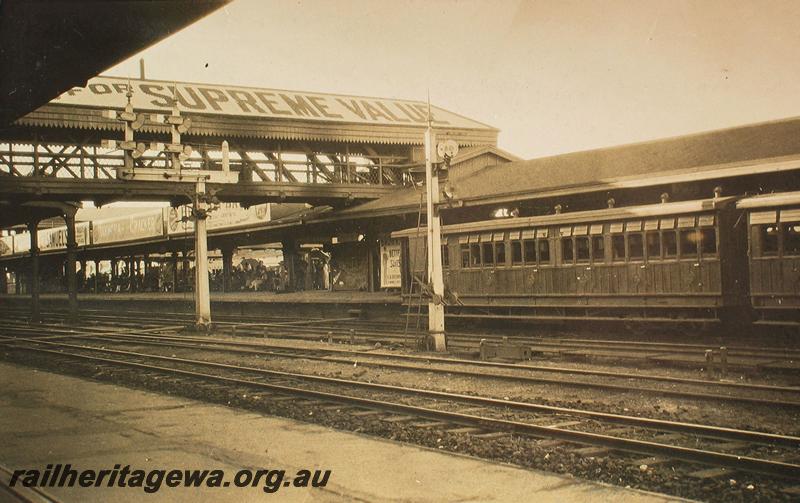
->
[[738, 191, 800, 326], [395, 196, 750, 325]]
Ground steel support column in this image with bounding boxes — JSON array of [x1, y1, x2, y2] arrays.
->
[[221, 246, 234, 293], [64, 209, 78, 323], [128, 256, 136, 292], [0, 265, 7, 294], [171, 252, 178, 293], [27, 220, 40, 323], [282, 239, 299, 292]]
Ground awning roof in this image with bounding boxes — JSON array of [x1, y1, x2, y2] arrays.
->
[[0, 1, 230, 125]]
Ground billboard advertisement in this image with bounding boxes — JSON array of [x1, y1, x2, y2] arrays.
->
[[92, 209, 164, 245], [38, 222, 90, 251], [380, 241, 402, 288], [166, 203, 270, 235], [49, 76, 490, 130]]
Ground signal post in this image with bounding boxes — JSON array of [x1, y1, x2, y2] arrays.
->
[[104, 86, 234, 331], [424, 120, 458, 352]]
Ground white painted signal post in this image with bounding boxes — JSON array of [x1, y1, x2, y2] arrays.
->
[[103, 86, 235, 330], [424, 123, 458, 352]]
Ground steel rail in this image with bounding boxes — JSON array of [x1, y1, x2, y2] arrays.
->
[[6, 336, 800, 449], [7, 341, 800, 480], [1, 306, 796, 357], [44, 330, 800, 410], [2, 321, 798, 396]]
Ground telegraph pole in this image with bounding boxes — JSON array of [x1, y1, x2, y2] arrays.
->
[[425, 119, 447, 351]]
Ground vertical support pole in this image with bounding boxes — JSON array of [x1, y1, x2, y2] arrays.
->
[[93, 260, 99, 293], [65, 209, 78, 324], [0, 265, 7, 294], [282, 239, 298, 292], [128, 255, 136, 292], [194, 178, 212, 327], [79, 259, 86, 292], [15, 266, 21, 294], [33, 139, 40, 177], [28, 220, 40, 323], [367, 238, 376, 293], [221, 246, 233, 293], [425, 127, 446, 351], [143, 253, 149, 291], [182, 251, 190, 291], [221, 141, 230, 174], [111, 259, 118, 291], [171, 251, 178, 293]]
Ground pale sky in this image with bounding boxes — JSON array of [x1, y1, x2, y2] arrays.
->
[[105, 0, 800, 160]]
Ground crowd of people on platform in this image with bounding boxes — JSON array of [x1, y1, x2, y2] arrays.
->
[[65, 253, 332, 294], [6, 248, 341, 295]]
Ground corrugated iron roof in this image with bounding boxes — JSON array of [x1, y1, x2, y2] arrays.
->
[[332, 116, 800, 217]]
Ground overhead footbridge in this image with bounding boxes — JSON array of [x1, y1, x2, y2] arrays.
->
[[0, 76, 499, 211]]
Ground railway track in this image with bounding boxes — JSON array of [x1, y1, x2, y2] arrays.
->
[[3, 333, 800, 487], [3, 320, 799, 411], [1, 306, 797, 371]]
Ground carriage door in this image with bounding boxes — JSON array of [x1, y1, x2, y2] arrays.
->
[[677, 215, 702, 292], [480, 233, 496, 294]]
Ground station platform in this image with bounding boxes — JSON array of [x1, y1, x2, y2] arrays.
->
[[0, 362, 684, 502], [0, 290, 403, 321]]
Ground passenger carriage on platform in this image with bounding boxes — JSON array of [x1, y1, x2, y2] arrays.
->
[[394, 196, 751, 325]]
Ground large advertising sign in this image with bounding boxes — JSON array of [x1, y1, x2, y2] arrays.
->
[[380, 241, 402, 288], [0, 235, 13, 256], [92, 209, 164, 245], [13, 233, 30, 255], [49, 76, 491, 130], [38, 222, 90, 252], [166, 203, 270, 235]]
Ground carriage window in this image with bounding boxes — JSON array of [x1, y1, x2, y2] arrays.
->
[[511, 241, 523, 264], [699, 228, 717, 256], [575, 236, 590, 262], [611, 235, 626, 261], [646, 232, 661, 259], [663, 231, 677, 257], [591, 236, 605, 262], [537, 239, 551, 264], [470, 243, 481, 266], [460, 245, 470, 268], [482, 242, 494, 266], [759, 225, 779, 256], [784, 224, 800, 255], [524, 240, 536, 264], [495, 242, 506, 265], [561, 238, 574, 263], [680, 229, 699, 257], [628, 233, 644, 260], [441, 245, 449, 268]]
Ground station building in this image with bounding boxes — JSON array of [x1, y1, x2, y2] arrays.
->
[[3, 76, 800, 322]]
